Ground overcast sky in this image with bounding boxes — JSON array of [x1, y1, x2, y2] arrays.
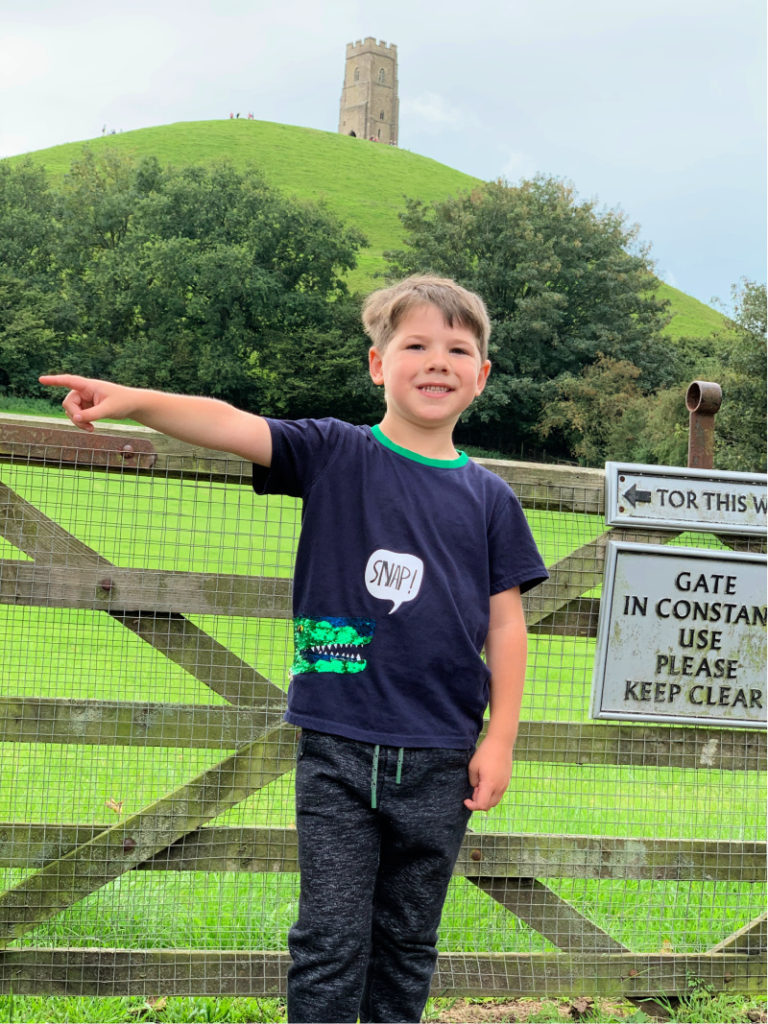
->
[[2, 0, 764, 309]]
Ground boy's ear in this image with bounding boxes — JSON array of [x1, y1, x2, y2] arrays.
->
[[475, 359, 492, 396], [369, 347, 385, 386]]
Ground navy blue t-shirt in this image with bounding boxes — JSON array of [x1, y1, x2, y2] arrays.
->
[[252, 419, 548, 748]]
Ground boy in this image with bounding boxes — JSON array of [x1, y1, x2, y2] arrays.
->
[[41, 274, 547, 1023]]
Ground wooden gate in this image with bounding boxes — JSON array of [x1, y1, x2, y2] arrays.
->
[[0, 413, 765, 999]]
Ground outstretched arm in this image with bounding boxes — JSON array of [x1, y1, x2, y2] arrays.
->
[[39, 375, 272, 466], [464, 586, 528, 812]]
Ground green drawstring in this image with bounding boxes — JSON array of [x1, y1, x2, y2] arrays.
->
[[371, 745, 405, 808], [371, 745, 380, 808]]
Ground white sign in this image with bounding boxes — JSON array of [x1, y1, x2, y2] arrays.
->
[[591, 542, 767, 728], [605, 463, 767, 535]]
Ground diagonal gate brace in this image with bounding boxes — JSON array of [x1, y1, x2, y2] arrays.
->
[[523, 528, 678, 627], [708, 912, 767, 955], [468, 876, 628, 953], [0, 722, 296, 947], [0, 479, 284, 708]]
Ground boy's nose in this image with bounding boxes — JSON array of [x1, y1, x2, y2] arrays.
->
[[425, 351, 450, 371]]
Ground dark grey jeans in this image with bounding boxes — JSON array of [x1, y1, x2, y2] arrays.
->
[[287, 730, 473, 1023]]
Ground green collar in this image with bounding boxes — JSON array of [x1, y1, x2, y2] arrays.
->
[[371, 424, 468, 468]]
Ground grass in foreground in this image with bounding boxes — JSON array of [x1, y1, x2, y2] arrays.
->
[[0, 990, 765, 1023]]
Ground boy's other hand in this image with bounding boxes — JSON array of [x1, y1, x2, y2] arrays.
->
[[39, 375, 135, 432], [463, 735, 513, 812]]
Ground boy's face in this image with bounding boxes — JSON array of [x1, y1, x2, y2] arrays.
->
[[368, 303, 491, 432]]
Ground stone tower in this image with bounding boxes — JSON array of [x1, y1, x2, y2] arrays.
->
[[338, 37, 398, 145]]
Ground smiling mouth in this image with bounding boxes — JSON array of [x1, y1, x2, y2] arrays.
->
[[418, 384, 453, 394]]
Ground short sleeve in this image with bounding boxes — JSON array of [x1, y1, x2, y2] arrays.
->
[[252, 417, 345, 498], [487, 484, 549, 595]]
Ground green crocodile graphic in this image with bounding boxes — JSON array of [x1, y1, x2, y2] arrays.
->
[[292, 616, 375, 675]]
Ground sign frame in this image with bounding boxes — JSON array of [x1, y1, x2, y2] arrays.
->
[[605, 462, 767, 535], [591, 541, 767, 729]]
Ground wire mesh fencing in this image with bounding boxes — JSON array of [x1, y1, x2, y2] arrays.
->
[[0, 416, 765, 1000]]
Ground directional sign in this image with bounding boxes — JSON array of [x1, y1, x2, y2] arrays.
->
[[622, 483, 652, 508], [591, 542, 767, 728], [605, 462, 767, 535]]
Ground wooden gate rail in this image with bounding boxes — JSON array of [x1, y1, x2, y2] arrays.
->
[[0, 949, 763, 999], [0, 559, 293, 618], [0, 415, 607, 511], [1, 823, 764, 881], [1, 415, 765, 1000], [1, 697, 765, 769]]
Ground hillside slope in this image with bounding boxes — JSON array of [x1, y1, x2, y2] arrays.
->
[[10, 119, 727, 337]]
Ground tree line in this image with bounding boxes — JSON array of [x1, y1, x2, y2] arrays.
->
[[1, 151, 764, 470]]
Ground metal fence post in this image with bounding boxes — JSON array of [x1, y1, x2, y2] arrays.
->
[[686, 380, 722, 469]]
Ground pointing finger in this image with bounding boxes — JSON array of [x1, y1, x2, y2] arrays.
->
[[39, 374, 91, 391]]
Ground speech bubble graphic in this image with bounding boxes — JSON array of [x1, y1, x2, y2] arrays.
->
[[365, 549, 424, 614]]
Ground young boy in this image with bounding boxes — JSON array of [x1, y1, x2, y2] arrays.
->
[[40, 274, 548, 1024]]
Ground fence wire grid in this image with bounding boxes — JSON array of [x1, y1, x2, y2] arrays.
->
[[0, 422, 765, 1001]]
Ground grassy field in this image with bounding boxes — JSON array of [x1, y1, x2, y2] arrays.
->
[[0, 404, 764, 1021], [1, 455, 763, 961], [6, 119, 729, 338]]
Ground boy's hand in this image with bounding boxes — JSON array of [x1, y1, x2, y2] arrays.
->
[[463, 734, 513, 812], [39, 375, 137, 432]]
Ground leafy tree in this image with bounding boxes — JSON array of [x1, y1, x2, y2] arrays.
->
[[0, 150, 372, 411], [47, 152, 366, 409], [539, 354, 647, 465], [642, 280, 767, 473], [629, 385, 690, 468], [713, 280, 766, 471], [0, 160, 73, 394], [255, 325, 377, 422], [55, 148, 140, 267], [385, 176, 671, 455], [0, 159, 57, 280], [0, 279, 61, 395], [564, 280, 767, 471]]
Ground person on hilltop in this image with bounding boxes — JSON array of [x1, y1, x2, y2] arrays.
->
[[40, 274, 547, 1024]]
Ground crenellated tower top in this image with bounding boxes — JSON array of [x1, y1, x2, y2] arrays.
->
[[346, 37, 397, 56]]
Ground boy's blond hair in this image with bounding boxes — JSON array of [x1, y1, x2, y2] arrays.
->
[[362, 275, 491, 360]]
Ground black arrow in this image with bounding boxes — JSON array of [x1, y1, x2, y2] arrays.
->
[[623, 483, 652, 508]]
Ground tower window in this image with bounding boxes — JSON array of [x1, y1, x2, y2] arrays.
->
[[378, 68, 385, 83], [380, 111, 385, 120], [354, 67, 360, 81]]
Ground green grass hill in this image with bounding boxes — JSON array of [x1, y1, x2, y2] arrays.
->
[[10, 119, 728, 339]]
